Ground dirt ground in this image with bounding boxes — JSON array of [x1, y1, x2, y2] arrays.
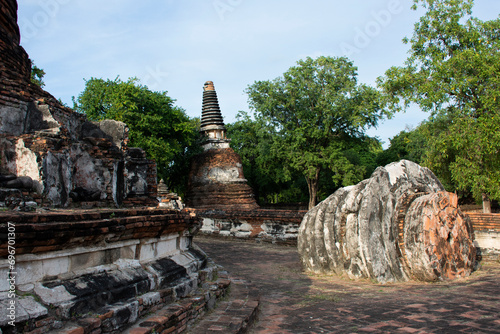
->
[[195, 236, 500, 334]]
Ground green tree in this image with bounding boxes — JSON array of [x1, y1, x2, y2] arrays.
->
[[226, 111, 267, 203], [227, 111, 309, 205], [247, 56, 390, 209], [378, 0, 500, 212], [30, 61, 45, 88], [376, 125, 428, 167], [74, 77, 200, 195]]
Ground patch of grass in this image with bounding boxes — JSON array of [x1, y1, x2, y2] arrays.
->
[[309, 294, 342, 302], [16, 291, 43, 304], [297, 292, 342, 307]]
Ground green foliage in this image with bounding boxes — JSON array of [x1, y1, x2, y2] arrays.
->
[[380, 0, 500, 116], [434, 113, 500, 202], [74, 77, 200, 195], [30, 61, 45, 88], [378, 0, 500, 209], [376, 125, 428, 167], [246, 56, 390, 208], [227, 111, 309, 205]]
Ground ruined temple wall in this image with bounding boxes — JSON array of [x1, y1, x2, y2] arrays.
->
[[0, 0, 158, 208], [0, 0, 21, 45], [0, 0, 99, 138], [194, 208, 500, 250], [196, 209, 307, 244], [0, 209, 229, 333], [0, 0, 30, 84], [468, 213, 500, 253], [0, 132, 158, 208]]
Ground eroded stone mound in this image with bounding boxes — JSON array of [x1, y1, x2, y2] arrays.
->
[[298, 160, 476, 283]]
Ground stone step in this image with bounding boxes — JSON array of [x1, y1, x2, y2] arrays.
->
[[186, 275, 260, 334], [46, 267, 230, 334], [95, 273, 260, 334]]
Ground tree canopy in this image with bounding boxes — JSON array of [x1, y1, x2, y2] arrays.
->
[[378, 0, 500, 212], [74, 77, 200, 194], [30, 61, 45, 88], [246, 56, 390, 209]]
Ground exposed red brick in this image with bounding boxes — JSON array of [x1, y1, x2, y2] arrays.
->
[[77, 317, 101, 331], [128, 328, 152, 334], [144, 315, 169, 326], [160, 326, 176, 334], [65, 327, 85, 334], [0, 208, 201, 256], [185, 84, 259, 210], [24, 327, 49, 334], [467, 213, 500, 231], [35, 317, 55, 328]]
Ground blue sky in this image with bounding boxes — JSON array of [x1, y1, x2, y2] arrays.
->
[[17, 0, 500, 148]]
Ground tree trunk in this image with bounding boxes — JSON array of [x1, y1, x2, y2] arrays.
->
[[306, 167, 321, 210], [482, 193, 492, 213]]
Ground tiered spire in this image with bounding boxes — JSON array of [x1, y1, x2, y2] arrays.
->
[[200, 81, 226, 133], [184, 81, 258, 209]]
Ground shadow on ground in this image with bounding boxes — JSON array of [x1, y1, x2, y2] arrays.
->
[[195, 236, 500, 334]]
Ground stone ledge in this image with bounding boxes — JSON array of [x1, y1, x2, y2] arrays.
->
[[0, 258, 223, 333], [120, 273, 233, 334], [195, 209, 306, 245], [0, 208, 200, 257], [0, 208, 209, 333]]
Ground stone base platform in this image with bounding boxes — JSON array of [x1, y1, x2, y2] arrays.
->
[[468, 213, 500, 254], [0, 208, 235, 333], [47, 261, 233, 334], [196, 209, 307, 245]]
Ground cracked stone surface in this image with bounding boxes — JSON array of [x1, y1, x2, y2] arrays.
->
[[298, 160, 476, 283]]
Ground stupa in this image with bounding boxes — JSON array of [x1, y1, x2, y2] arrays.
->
[[185, 81, 258, 210]]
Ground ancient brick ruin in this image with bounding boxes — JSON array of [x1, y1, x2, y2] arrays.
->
[[0, 209, 232, 333], [185, 81, 258, 210], [298, 160, 477, 283], [1, 1, 497, 332], [0, 0, 157, 209], [0, 2, 239, 333], [199, 209, 306, 244]]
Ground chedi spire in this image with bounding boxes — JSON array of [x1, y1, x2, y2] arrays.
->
[[200, 81, 230, 150], [184, 81, 258, 210]]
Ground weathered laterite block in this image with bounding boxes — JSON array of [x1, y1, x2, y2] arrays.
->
[[299, 160, 477, 283]]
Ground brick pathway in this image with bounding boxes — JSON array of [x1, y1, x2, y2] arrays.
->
[[195, 236, 500, 334]]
